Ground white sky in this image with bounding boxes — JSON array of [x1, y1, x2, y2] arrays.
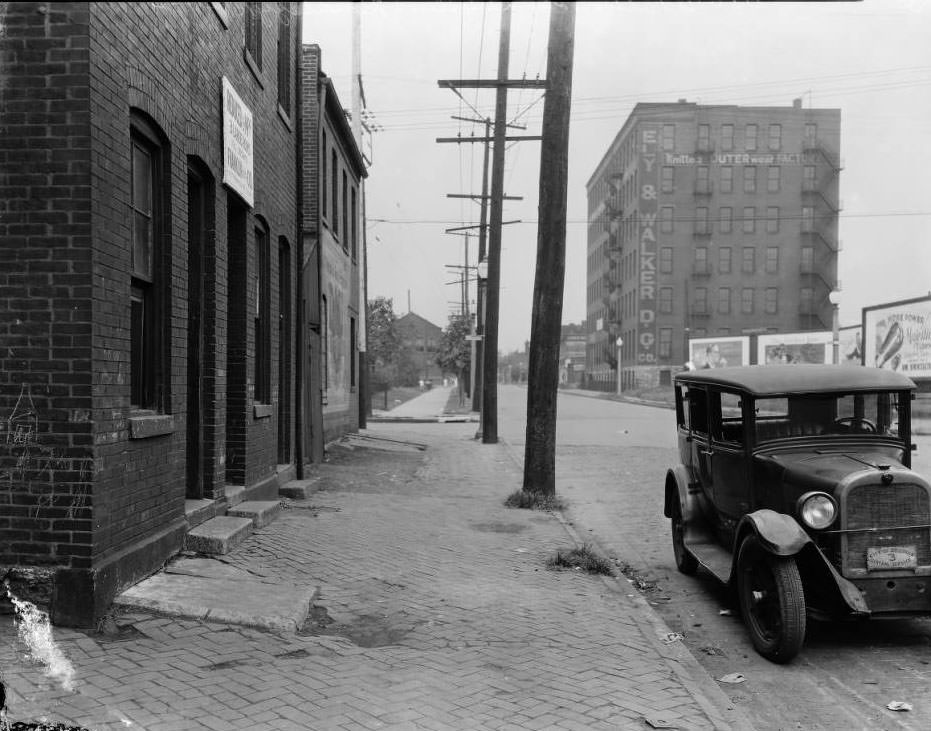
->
[[303, 0, 931, 354]]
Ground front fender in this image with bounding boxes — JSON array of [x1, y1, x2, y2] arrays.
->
[[735, 509, 810, 557], [734, 510, 869, 616]]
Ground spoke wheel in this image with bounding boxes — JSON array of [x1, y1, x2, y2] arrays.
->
[[670, 499, 698, 575], [737, 535, 806, 663]]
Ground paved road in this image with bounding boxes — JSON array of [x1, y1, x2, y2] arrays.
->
[[495, 385, 931, 731]]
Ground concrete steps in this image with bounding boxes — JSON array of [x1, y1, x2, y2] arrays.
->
[[184, 515, 253, 555], [228, 500, 282, 529], [183, 473, 320, 556]]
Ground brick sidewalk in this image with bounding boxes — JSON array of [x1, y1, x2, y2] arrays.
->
[[0, 422, 749, 730]]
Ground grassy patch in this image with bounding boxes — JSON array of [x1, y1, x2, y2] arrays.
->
[[504, 489, 565, 511], [371, 386, 426, 411], [547, 544, 615, 576], [443, 385, 474, 415]]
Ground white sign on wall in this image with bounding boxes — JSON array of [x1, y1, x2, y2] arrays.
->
[[222, 77, 254, 207]]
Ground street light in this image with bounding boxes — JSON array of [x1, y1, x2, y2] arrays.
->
[[828, 289, 841, 365], [616, 337, 624, 395]]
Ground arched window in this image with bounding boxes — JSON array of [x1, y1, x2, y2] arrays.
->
[[130, 111, 170, 412]]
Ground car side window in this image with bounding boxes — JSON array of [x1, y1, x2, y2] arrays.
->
[[713, 391, 744, 446], [676, 386, 690, 429], [689, 388, 709, 437]]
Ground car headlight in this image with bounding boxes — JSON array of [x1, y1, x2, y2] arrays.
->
[[797, 492, 837, 530]]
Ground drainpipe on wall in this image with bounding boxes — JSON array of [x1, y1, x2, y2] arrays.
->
[[294, 4, 305, 478]]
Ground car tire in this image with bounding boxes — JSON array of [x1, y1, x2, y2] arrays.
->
[[737, 535, 806, 663], [670, 498, 699, 575]]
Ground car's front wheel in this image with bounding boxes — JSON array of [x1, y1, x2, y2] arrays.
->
[[670, 498, 698, 575], [736, 535, 806, 663]]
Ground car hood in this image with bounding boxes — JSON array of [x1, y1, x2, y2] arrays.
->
[[757, 449, 907, 492]]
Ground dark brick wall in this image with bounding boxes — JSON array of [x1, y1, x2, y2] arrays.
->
[[1, 1, 301, 622], [0, 2, 95, 573], [87, 0, 300, 544]]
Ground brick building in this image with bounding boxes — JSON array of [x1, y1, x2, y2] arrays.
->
[[395, 312, 444, 385], [0, 2, 369, 625], [300, 45, 367, 446], [585, 100, 841, 389]]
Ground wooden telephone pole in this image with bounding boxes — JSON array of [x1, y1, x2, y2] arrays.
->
[[523, 2, 575, 495], [437, 1, 544, 443]]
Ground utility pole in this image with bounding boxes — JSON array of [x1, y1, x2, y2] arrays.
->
[[437, 1, 544, 443], [475, 119, 490, 415], [352, 3, 368, 429], [481, 1, 511, 445], [523, 2, 575, 496]]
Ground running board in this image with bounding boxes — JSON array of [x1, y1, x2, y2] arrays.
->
[[688, 540, 733, 584]]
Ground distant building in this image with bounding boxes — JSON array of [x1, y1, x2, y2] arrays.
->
[[585, 99, 841, 389], [559, 324, 586, 385], [395, 313, 444, 384]]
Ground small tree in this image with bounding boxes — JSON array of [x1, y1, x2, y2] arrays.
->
[[436, 315, 471, 407], [366, 297, 401, 402]]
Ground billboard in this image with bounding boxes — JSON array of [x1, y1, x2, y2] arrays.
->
[[863, 295, 931, 379], [688, 336, 750, 369], [838, 325, 862, 366], [756, 331, 832, 365]]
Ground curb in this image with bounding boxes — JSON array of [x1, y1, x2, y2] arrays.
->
[[368, 414, 480, 424], [497, 436, 755, 731]]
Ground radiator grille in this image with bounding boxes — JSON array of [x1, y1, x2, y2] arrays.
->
[[844, 483, 931, 570]]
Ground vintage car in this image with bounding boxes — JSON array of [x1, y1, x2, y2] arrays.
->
[[664, 364, 928, 663]]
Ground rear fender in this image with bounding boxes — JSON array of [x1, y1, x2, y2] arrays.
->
[[664, 465, 694, 519]]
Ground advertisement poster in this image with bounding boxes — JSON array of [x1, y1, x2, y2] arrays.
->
[[322, 243, 351, 413], [756, 331, 832, 365], [688, 336, 749, 369], [838, 325, 862, 366], [863, 296, 931, 379]]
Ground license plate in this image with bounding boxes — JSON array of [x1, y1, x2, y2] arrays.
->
[[867, 545, 917, 571]]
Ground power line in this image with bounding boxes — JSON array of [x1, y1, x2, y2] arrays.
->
[[368, 210, 931, 226]]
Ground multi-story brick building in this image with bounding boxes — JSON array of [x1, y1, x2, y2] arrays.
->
[[300, 44, 367, 446], [0, 2, 365, 626], [585, 99, 841, 389]]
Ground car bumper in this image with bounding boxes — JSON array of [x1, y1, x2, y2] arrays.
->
[[850, 575, 931, 614]]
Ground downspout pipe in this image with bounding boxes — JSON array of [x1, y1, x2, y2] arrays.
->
[[294, 4, 305, 478]]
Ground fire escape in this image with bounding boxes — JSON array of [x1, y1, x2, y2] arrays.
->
[[800, 131, 843, 330]]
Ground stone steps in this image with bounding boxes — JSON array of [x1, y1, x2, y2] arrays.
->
[[183, 473, 321, 556]]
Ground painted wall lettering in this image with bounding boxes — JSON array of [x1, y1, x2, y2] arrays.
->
[[638, 124, 660, 364]]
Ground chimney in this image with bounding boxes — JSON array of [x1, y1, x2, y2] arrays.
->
[[793, 98, 802, 108], [678, 98, 687, 104]]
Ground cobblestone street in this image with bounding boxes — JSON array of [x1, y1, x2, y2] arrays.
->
[[0, 420, 745, 730]]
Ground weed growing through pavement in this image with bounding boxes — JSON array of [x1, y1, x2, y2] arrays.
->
[[547, 544, 615, 576], [504, 489, 565, 511]]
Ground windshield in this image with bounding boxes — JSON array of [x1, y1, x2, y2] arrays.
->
[[754, 391, 905, 442]]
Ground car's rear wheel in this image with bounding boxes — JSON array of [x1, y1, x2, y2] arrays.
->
[[737, 535, 806, 663], [670, 498, 698, 575]]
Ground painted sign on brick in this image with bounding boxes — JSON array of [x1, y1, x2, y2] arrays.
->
[[638, 124, 659, 364]]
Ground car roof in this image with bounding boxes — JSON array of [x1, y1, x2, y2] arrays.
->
[[674, 364, 915, 396]]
